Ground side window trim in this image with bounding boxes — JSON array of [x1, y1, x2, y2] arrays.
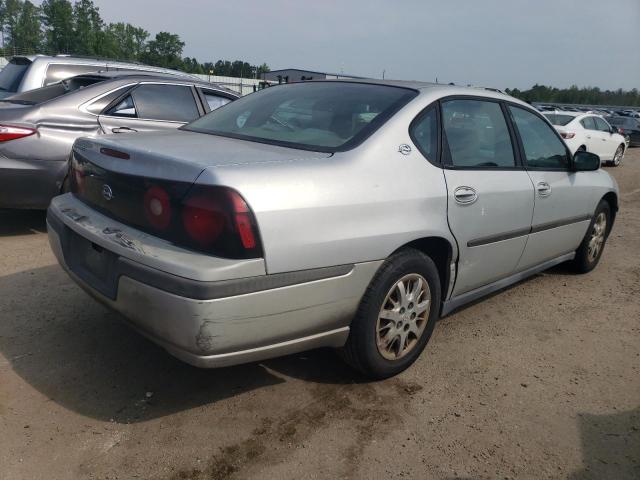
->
[[437, 95, 524, 171], [506, 102, 572, 172], [408, 103, 441, 167]]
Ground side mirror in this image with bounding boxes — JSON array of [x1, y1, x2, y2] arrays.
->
[[572, 150, 600, 171]]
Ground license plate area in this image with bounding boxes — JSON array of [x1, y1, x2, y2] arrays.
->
[[67, 231, 118, 299]]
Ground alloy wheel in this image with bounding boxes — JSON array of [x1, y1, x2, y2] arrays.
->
[[376, 274, 431, 360], [587, 212, 607, 262], [613, 145, 623, 166]]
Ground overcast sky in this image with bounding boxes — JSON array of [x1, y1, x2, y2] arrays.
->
[[86, 0, 639, 90]]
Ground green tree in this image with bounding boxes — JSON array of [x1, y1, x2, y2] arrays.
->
[[2, 0, 22, 49], [102, 22, 148, 60], [41, 0, 73, 53], [140, 31, 184, 69], [73, 0, 102, 55], [15, 0, 41, 51]]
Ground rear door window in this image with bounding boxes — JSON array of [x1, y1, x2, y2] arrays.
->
[[594, 117, 611, 132], [580, 117, 596, 130], [441, 99, 516, 168], [131, 84, 199, 122], [509, 105, 569, 170], [410, 107, 438, 162], [106, 95, 136, 117]]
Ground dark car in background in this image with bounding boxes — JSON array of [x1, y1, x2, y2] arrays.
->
[[609, 116, 640, 147], [0, 71, 238, 209]]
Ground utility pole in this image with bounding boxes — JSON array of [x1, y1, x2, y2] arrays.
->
[[382, 69, 385, 80]]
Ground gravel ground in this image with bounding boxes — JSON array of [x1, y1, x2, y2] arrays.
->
[[1, 149, 639, 480]]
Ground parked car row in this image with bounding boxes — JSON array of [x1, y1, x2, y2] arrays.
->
[[42, 80, 619, 378]]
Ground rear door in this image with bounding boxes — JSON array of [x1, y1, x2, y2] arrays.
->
[[508, 105, 594, 270], [98, 82, 203, 134], [593, 116, 617, 160], [579, 116, 601, 154], [441, 98, 535, 296]]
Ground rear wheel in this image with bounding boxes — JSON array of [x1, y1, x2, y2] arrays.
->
[[570, 200, 611, 273], [341, 249, 441, 379]]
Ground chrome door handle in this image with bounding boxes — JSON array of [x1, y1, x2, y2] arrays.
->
[[537, 182, 551, 197], [453, 186, 478, 205], [111, 126, 138, 133]]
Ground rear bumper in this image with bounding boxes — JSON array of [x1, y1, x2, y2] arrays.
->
[[0, 157, 67, 209], [47, 197, 381, 368]]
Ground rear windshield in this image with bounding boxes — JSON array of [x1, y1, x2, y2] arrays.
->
[[543, 113, 575, 126], [0, 58, 31, 93], [0, 76, 105, 105], [183, 82, 418, 152]]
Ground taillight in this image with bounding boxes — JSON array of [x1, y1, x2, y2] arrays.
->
[[182, 192, 226, 247], [618, 128, 625, 134], [0, 125, 36, 142], [180, 185, 262, 258], [561, 132, 575, 139]]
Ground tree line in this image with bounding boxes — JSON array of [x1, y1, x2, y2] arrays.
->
[[506, 84, 640, 107], [0, 0, 270, 77]]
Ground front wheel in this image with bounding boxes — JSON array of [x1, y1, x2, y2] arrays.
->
[[611, 144, 624, 167], [340, 248, 441, 379], [570, 200, 611, 273]]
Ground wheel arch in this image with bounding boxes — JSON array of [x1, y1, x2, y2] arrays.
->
[[601, 191, 618, 233], [393, 236, 454, 301]]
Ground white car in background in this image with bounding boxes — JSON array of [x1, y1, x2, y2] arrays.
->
[[544, 112, 626, 166]]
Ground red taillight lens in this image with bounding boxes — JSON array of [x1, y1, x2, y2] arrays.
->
[[182, 194, 226, 247], [561, 132, 576, 139], [180, 185, 262, 258], [144, 186, 172, 230], [0, 125, 36, 142], [618, 128, 625, 134]]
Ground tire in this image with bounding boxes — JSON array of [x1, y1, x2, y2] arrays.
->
[[570, 200, 611, 273], [340, 248, 441, 379], [611, 144, 624, 167]]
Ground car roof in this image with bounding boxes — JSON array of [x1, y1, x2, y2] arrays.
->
[[299, 78, 525, 104]]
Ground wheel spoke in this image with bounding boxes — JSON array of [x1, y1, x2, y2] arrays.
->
[[396, 281, 408, 306], [415, 299, 430, 316], [410, 277, 423, 301]]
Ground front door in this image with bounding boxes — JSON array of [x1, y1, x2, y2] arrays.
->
[[507, 105, 594, 270], [441, 98, 535, 296]]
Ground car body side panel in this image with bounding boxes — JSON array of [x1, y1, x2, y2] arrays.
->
[[195, 139, 453, 275]]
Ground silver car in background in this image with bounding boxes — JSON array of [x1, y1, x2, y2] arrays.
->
[[0, 54, 198, 99], [47, 80, 619, 378], [0, 71, 237, 209]]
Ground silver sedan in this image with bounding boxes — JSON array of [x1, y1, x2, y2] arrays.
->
[[47, 80, 618, 378]]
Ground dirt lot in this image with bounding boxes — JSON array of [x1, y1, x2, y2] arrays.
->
[[1, 150, 639, 480]]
